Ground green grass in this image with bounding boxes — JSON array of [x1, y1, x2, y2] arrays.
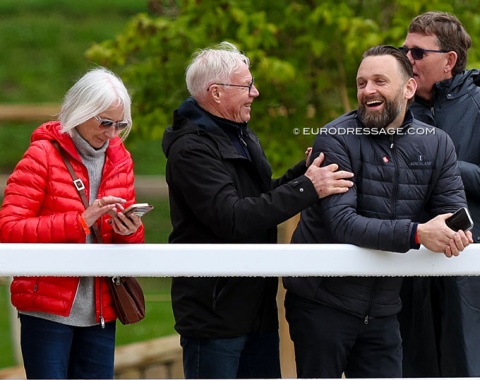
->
[[126, 139, 167, 176], [139, 197, 172, 244], [0, 0, 148, 13], [116, 277, 176, 347], [0, 0, 149, 103], [0, 279, 16, 369], [0, 123, 33, 174]]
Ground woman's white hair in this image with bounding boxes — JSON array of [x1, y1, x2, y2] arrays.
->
[[59, 67, 132, 141], [186, 41, 250, 99]]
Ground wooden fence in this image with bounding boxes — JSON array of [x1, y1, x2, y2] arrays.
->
[[0, 104, 59, 122], [0, 335, 184, 379]]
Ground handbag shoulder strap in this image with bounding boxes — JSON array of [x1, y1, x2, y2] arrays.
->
[[51, 140, 103, 243]]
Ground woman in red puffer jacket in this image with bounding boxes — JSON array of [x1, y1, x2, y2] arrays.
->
[[0, 67, 144, 379]]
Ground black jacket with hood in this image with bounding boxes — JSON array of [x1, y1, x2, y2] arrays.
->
[[411, 69, 480, 243], [162, 97, 319, 338], [284, 110, 467, 320]]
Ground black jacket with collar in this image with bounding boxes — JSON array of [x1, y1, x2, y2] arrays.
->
[[410, 69, 480, 242], [162, 97, 319, 338], [284, 110, 466, 320]]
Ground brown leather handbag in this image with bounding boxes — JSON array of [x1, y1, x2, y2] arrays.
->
[[108, 276, 146, 324], [52, 140, 146, 325]]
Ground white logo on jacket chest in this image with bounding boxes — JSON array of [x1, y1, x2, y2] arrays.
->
[[409, 154, 432, 166]]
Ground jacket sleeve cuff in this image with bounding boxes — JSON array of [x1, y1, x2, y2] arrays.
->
[[297, 174, 319, 200], [410, 222, 421, 250]]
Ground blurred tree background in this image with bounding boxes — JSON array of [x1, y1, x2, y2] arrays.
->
[[2, 0, 480, 176], [2, 0, 480, 370], [86, 0, 480, 175]]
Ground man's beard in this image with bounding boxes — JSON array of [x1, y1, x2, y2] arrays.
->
[[357, 91, 403, 130]]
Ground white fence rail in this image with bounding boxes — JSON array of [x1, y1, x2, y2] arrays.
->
[[0, 243, 479, 277]]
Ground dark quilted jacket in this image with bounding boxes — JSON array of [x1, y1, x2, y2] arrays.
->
[[411, 69, 480, 243], [284, 110, 467, 319]]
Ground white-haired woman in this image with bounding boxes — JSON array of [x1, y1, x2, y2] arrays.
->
[[0, 67, 144, 379]]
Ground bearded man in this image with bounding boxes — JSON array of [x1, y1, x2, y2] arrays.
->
[[282, 45, 473, 379]]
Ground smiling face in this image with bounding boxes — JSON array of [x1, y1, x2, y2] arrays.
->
[[206, 63, 259, 123], [75, 103, 125, 149], [402, 32, 454, 102], [356, 54, 416, 130]]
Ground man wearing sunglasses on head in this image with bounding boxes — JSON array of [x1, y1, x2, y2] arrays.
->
[[398, 11, 480, 378]]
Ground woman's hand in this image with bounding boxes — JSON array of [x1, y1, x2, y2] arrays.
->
[[82, 196, 126, 226], [110, 212, 143, 236]]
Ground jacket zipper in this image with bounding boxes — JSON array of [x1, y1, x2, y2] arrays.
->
[[99, 278, 105, 329], [389, 135, 398, 217], [212, 278, 227, 310], [389, 134, 395, 150], [363, 135, 398, 325], [364, 278, 378, 325], [364, 134, 399, 325], [239, 129, 247, 148]]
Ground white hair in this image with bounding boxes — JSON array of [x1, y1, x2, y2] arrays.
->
[[185, 41, 250, 98], [59, 67, 132, 141]]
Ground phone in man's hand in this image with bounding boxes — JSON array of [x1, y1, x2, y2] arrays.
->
[[445, 207, 474, 232]]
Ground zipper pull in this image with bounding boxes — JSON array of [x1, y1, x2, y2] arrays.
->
[[389, 135, 394, 149], [239, 129, 247, 147], [364, 315, 369, 325], [100, 316, 105, 329]]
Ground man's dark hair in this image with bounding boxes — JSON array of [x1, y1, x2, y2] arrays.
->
[[408, 11, 471, 75], [362, 45, 414, 80]]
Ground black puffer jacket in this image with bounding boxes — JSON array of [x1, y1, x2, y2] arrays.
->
[[162, 97, 320, 338], [411, 69, 480, 243], [284, 110, 466, 320]]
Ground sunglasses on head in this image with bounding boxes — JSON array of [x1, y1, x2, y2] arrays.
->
[[398, 46, 448, 60], [94, 115, 128, 131]]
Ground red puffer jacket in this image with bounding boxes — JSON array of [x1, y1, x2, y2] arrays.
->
[[0, 121, 144, 323]]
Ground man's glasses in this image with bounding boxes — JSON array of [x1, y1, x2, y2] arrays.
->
[[94, 116, 129, 131], [210, 78, 255, 95], [399, 46, 448, 60]]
